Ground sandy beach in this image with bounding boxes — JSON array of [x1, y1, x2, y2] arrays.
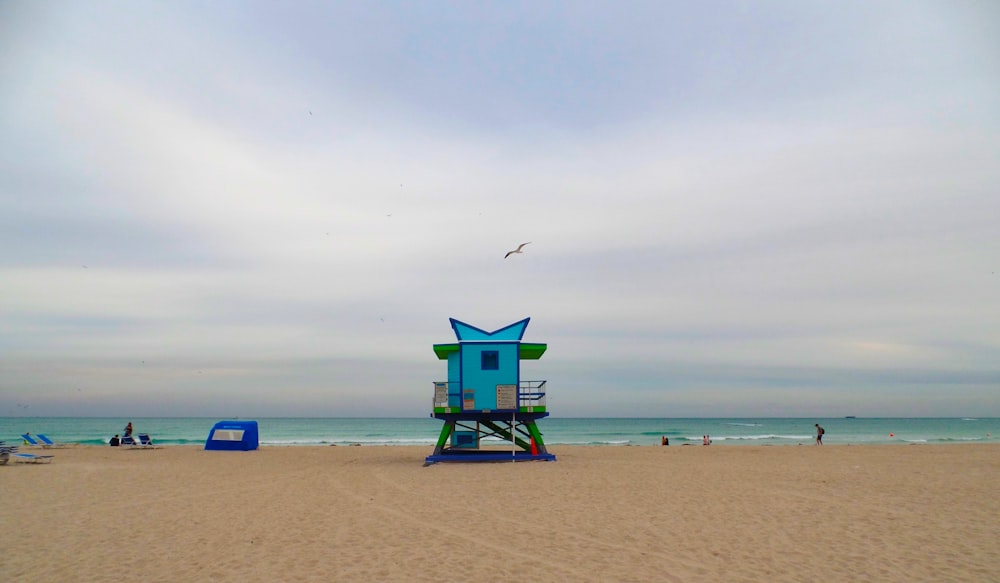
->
[[2, 444, 997, 582]]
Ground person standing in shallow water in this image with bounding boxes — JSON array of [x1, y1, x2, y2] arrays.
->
[[815, 424, 825, 445]]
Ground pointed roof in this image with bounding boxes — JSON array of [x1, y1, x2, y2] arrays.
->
[[449, 317, 530, 342]]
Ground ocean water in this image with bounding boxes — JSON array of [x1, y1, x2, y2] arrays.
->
[[2, 417, 996, 447]]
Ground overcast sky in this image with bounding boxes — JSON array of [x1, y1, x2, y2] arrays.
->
[[2, 1, 998, 418]]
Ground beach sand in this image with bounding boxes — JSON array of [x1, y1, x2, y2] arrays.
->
[[2, 444, 997, 582]]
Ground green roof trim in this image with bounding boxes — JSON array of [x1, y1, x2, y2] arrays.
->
[[433, 344, 460, 360], [432, 342, 547, 360], [520, 343, 547, 359]]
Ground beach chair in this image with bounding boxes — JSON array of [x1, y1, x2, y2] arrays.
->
[[0, 441, 15, 465], [20, 434, 41, 446], [36, 434, 68, 449], [121, 436, 138, 446], [137, 433, 160, 448], [0, 442, 53, 464], [13, 452, 54, 464]]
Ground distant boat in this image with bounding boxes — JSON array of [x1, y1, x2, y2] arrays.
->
[[845, 416, 857, 419]]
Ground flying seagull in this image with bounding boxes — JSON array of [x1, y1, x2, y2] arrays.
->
[[504, 242, 531, 259]]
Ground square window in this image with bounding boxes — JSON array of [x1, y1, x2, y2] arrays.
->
[[481, 351, 499, 370]]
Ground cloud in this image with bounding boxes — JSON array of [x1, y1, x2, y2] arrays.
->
[[1, 1, 998, 417]]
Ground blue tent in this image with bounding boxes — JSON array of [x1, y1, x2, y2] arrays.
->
[[204, 420, 259, 451]]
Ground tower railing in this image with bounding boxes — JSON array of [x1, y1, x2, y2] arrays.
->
[[518, 380, 546, 409], [431, 380, 547, 411], [432, 381, 453, 410]]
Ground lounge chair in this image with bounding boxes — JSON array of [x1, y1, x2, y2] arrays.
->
[[35, 434, 68, 449], [121, 433, 161, 449], [137, 433, 161, 448], [20, 434, 41, 446], [0, 442, 53, 464], [0, 441, 15, 465], [120, 435, 158, 449], [13, 452, 54, 464]]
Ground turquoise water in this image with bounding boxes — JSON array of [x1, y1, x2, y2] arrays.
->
[[2, 417, 996, 447]]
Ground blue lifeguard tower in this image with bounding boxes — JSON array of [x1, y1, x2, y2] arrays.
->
[[425, 317, 555, 464]]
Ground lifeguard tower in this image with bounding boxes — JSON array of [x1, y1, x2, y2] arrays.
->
[[425, 317, 555, 464]]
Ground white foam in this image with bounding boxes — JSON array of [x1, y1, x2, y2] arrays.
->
[[688, 434, 812, 441]]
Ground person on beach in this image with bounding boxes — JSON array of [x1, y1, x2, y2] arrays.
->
[[23, 432, 30, 444], [124, 422, 133, 437], [815, 424, 825, 445], [661, 436, 669, 446], [702, 435, 711, 445], [110, 434, 120, 446]]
